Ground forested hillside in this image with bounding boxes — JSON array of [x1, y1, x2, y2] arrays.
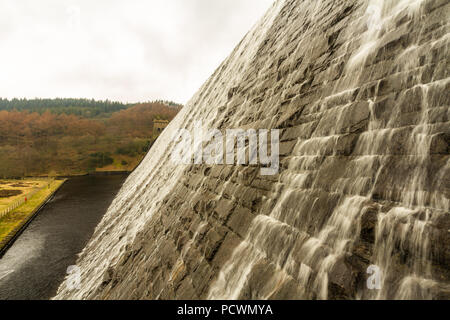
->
[[0, 98, 127, 118], [0, 101, 180, 178], [0, 98, 182, 118]]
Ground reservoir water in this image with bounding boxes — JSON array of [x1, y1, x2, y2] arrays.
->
[[0, 174, 128, 300]]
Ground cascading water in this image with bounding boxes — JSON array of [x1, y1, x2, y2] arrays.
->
[[56, 0, 449, 300]]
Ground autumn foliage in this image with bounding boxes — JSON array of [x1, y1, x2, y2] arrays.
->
[[0, 102, 179, 177]]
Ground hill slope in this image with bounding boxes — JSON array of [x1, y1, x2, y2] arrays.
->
[[0, 102, 179, 177]]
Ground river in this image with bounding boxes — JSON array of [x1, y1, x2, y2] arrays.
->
[[0, 174, 128, 300]]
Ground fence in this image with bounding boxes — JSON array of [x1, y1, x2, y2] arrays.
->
[[0, 187, 42, 220]]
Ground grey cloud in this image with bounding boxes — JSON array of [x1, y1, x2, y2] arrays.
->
[[0, 0, 274, 103]]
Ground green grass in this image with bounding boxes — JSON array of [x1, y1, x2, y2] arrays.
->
[[0, 180, 64, 244]]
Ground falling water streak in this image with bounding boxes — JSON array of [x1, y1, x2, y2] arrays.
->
[[208, 213, 305, 299], [208, 191, 369, 299], [366, 81, 449, 300], [297, 197, 368, 300], [347, 0, 427, 71]]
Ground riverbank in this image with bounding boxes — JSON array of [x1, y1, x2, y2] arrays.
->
[[0, 174, 128, 299], [0, 179, 66, 257]]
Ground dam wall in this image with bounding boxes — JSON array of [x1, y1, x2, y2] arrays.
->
[[56, 0, 449, 300]]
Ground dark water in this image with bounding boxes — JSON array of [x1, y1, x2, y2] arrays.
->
[[0, 174, 128, 300]]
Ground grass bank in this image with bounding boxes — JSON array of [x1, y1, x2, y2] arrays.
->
[[0, 179, 50, 212], [0, 179, 65, 254]]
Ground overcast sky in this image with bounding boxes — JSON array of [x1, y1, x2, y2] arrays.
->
[[0, 0, 274, 104]]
